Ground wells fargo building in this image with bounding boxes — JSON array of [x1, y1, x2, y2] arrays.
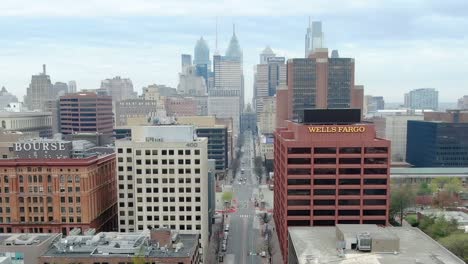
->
[[273, 110, 390, 261]]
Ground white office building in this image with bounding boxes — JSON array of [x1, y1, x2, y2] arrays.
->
[[115, 126, 209, 261]]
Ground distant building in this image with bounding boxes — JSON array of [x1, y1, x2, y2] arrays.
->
[[115, 126, 210, 261], [68, 80, 77, 93], [259, 46, 276, 64], [142, 84, 177, 99], [364, 95, 385, 115], [373, 114, 424, 162], [165, 96, 197, 117], [305, 20, 324, 57], [24, 65, 53, 111], [407, 115, 468, 167], [0, 138, 116, 235], [274, 109, 390, 261], [100, 76, 136, 102], [241, 105, 256, 132], [44, 99, 60, 134], [458, 95, 468, 109], [288, 225, 465, 264], [39, 229, 201, 264], [286, 49, 359, 121], [52, 82, 68, 98], [208, 90, 240, 137], [0, 112, 52, 138], [257, 97, 276, 135], [404, 88, 438, 110], [181, 54, 192, 72], [193, 95, 208, 116], [0, 87, 18, 110], [59, 92, 113, 135], [177, 66, 207, 96], [424, 109, 468, 123], [194, 37, 211, 70], [115, 99, 158, 126]]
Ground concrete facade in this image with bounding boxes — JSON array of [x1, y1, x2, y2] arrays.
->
[[0, 112, 52, 138], [115, 99, 158, 126], [0, 233, 61, 264], [115, 126, 209, 261], [165, 96, 198, 117]]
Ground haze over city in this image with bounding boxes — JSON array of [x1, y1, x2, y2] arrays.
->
[[1, 0, 467, 103]]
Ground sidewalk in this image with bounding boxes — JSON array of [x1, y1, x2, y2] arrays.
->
[[207, 218, 222, 264]]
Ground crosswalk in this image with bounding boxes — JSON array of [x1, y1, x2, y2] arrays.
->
[[239, 214, 251, 218]]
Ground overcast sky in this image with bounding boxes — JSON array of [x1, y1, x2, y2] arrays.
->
[[1, 0, 467, 103]]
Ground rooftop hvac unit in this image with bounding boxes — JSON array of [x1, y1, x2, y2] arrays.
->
[[357, 232, 372, 251]]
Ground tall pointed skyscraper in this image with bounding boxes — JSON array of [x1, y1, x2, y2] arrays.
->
[[225, 24, 243, 62], [194, 37, 211, 69], [305, 19, 325, 57]]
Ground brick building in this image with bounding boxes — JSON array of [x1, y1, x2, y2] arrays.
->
[[0, 139, 117, 235], [164, 96, 197, 117], [273, 109, 390, 262]]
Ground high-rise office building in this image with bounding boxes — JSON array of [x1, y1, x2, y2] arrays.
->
[[59, 92, 113, 135], [181, 54, 192, 72], [364, 95, 385, 115], [259, 46, 276, 64], [254, 50, 286, 123], [407, 119, 468, 167], [115, 126, 209, 261], [404, 88, 439, 110], [194, 37, 211, 70], [68, 81, 77, 93], [178, 66, 207, 96], [24, 64, 54, 111], [52, 82, 68, 98], [209, 29, 244, 137], [274, 109, 390, 262], [305, 20, 325, 57], [100, 76, 136, 103], [287, 49, 357, 121], [0, 138, 116, 235]]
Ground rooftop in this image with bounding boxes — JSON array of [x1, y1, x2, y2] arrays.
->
[[390, 167, 468, 178], [41, 230, 198, 259], [289, 225, 465, 264], [0, 233, 60, 247]]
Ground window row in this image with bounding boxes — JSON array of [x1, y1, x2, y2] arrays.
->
[[118, 148, 201, 156], [287, 178, 387, 185], [287, 189, 387, 196], [287, 199, 387, 206], [287, 209, 386, 216], [287, 147, 388, 154]]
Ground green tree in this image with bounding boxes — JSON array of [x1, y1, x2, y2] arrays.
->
[[254, 156, 264, 182], [439, 233, 468, 263], [430, 177, 462, 194], [389, 184, 415, 224], [222, 191, 234, 203], [417, 182, 432, 195]]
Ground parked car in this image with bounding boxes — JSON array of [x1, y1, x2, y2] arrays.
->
[[224, 224, 230, 232]]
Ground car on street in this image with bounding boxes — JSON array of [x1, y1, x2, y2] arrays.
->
[[224, 224, 229, 232]]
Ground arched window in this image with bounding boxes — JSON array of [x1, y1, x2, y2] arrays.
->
[[1, 120, 6, 129], [19, 175, 23, 183], [4, 176, 8, 183]]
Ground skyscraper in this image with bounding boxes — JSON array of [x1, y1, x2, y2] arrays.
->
[[194, 37, 211, 69], [286, 49, 356, 121], [68, 80, 77, 93], [24, 64, 53, 111], [225, 25, 243, 62], [181, 54, 192, 73], [305, 20, 325, 57], [259, 46, 276, 64], [0, 86, 18, 110], [100, 76, 136, 103]]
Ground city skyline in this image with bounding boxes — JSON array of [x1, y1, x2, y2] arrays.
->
[[1, 1, 467, 103]]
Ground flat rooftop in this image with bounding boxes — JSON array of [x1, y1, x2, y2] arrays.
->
[[289, 226, 465, 264], [41, 231, 198, 259], [0, 233, 60, 247]]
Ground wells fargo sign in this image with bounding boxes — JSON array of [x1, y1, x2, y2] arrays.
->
[[308, 126, 366, 133]]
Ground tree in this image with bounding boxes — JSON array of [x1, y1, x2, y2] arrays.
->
[[222, 191, 234, 203], [261, 212, 271, 224], [430, 177, 462, 194], [254, 156, 264, 183], [389, 184, 415, 225], [439, 233, 468, 263], [417, 182, 432, 195]]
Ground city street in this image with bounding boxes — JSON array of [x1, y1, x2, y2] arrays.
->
[[223, 132, 262, 264]]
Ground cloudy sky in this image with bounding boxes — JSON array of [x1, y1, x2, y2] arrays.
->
[[1, 0, 467, 103]]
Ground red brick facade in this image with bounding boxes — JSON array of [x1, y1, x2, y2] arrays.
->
[[273, 121, 390, 262], [0, 154, 117, 235]]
